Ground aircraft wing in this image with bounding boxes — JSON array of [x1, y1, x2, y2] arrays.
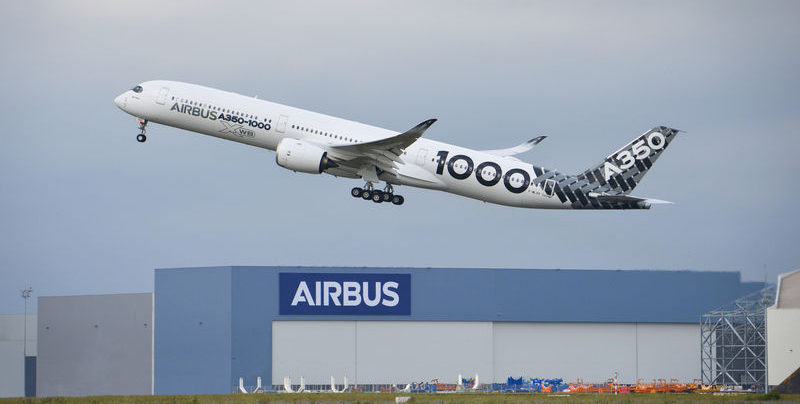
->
[[482, 136, 546, 157], [326, 119, 437, 175]]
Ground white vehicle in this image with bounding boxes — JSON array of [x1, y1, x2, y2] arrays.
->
[[115, 81, 682, 209]]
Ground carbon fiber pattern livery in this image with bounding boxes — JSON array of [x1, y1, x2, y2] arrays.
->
[[530, 126, 680, 210]]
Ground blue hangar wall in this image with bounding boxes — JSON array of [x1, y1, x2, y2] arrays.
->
[[154, 266, 763, 395]]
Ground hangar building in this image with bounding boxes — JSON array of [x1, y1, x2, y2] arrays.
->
[[768, 269, 800, 388], [0, 314, 36, 397], [152, 266, 762, 394], [36, 294, 153, 397]]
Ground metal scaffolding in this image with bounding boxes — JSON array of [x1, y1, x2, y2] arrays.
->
[[701, 285, 775, 392]]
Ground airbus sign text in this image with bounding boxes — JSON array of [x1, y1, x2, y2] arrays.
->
[[279, 273, 411, 315]]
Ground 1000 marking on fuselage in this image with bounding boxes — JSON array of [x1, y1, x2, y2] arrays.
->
[[434, 150, 533, 194]]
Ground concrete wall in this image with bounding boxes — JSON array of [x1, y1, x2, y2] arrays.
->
[[272, 321, 700, 385], [37, 294, 152, 397], [0, 314, 36, 398]]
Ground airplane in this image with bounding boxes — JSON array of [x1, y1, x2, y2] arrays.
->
[[114, 80, 682, 209]]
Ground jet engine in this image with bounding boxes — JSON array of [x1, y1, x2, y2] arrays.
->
[[275, 138, 338, 174]]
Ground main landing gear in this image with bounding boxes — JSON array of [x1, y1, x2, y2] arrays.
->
[[136, 120, 148, 143], [351, 183, 404, 205]]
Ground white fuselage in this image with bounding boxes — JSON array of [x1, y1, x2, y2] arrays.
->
[[115, 80, 568, 208]]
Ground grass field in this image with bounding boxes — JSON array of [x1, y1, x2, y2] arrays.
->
[[2, 392, 798, 404]]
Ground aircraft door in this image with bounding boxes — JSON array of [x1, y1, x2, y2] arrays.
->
[[276, 115, 288, 133], [415, 148, 428, 165], [156, 87, 169, 105]]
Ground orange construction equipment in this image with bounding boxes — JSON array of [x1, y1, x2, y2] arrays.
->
[[565, 377, 707, 394], [567, 378, 591, 393], [432, 378, 457, 392]]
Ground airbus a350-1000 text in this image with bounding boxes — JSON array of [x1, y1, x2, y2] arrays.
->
[[114, 81, 683, 209]]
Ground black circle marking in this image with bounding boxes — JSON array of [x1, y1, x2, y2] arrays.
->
[[447, 154, 474, 180], [503, 168, 530, 194], [475, 161, 502, 186]]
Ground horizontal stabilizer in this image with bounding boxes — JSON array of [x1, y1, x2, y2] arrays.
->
[[482, 136, 546, 157], [588, 192, 673, 206]]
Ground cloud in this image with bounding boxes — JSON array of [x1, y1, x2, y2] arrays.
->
[[1, 1, 799, 312]]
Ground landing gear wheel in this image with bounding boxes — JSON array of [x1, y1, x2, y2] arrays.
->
[[136, 119, 148, 143], [371, 191, 384, 203], [351, 187, 362, 198], [361, 189, 372, 200], [391, 195, 405, 205], [381, 192, 392, 202]]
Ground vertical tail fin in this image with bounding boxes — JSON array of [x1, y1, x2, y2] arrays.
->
[[579, 126, 681, 194]]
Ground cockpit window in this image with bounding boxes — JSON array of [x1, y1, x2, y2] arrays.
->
[[132, 85, 143, 93]]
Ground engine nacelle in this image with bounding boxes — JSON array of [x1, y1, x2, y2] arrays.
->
[[275, 138, 337, 174]]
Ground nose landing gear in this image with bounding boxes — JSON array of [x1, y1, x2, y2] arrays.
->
[[350, 183, 405, 205], [136, 120, 148, 143]]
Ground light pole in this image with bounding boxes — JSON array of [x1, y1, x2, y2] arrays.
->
[[21, 287, 32, 358]]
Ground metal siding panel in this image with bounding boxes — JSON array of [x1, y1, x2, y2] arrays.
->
[[159, 267, 759, 324], [356, 321, 493, 384], [766, 308, 800, 384], [776, 270, 800, 308], [0, 314, 36, 398], [635, 324, 701, 382], [24, 357, 35, 397], [272, 321, 355, 385], [494, 323, 637, 383], [155, 268, 231, 395], [38, 294, 153, 397], [231, 267, 277, 392]]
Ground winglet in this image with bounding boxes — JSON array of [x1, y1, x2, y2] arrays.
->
[[530, 135, 546, 145], [482, 135, 547, 157], [405, 119, 437, 138]]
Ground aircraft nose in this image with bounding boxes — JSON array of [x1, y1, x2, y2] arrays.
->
[[114, 93, 127, 109]]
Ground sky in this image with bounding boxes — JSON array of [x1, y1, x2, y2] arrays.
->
[[1, 1, 799, 313]]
